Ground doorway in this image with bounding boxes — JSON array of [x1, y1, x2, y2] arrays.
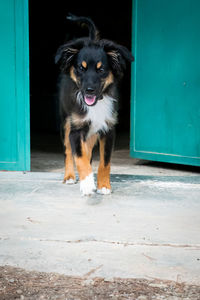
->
[[29, 0, 133, 171]]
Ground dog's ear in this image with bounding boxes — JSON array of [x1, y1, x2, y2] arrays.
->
[[100, 39, 134, 77], [55, 38, 85, 72], [55, 45, 78, 72]]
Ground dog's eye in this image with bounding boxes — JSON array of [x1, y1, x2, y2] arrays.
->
[[79, 65, 86, 72], [97, 67, 105, 73]]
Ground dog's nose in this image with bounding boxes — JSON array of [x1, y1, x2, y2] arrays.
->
[[86, 87, 95, 94]]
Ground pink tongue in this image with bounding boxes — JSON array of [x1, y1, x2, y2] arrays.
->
[[84, 95, 96, 106]]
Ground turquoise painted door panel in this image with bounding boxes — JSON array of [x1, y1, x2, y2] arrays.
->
[[0, 0, 30, 171], [131, 0, 200, 166]]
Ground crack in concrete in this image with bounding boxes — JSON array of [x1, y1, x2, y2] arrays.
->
[[40, 239, 200, 249], [44, 239, 200, 250], [83, 264, 103, 277], [1, 236, 199, 249]]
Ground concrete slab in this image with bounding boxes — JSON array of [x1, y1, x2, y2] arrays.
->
[[0, 172, 200, 284]]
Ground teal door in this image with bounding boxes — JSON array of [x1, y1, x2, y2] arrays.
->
[[130, 0, 200, 166], [0, 0, 30, 171]]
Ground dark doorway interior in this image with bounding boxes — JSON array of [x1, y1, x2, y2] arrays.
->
[[29, 1, 132, 161]]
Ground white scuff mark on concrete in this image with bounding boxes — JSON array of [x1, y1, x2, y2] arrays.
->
[[137, 180, 200, 190]]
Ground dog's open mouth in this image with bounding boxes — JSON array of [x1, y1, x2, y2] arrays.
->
[[84, 95, 96, 106]]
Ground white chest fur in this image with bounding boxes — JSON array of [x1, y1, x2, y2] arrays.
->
[[83, 95, 117, 136]]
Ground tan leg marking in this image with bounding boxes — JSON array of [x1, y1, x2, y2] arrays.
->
[[74, 140, 93, 181], [75, 138, 97, 195], [86, 134, 98, 162], [63, 120, 76, 183], [97, 138, 111, 190]]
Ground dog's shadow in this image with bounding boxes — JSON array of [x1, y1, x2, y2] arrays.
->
[[85, 174, 130, 205], [86, 194, 104, 205]]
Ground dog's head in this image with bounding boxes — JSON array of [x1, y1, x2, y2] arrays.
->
[[55, 36, 134, 106]]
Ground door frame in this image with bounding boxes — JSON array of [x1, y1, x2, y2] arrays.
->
[[0, 0, 30, 171]]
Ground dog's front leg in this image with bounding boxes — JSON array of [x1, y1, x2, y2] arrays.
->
[[97, 130, 115, 195], [63, 120, 76, 184], [70, 130, 96, 196]]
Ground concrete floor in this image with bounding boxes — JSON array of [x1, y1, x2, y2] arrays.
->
[[0, 133, 200, 285]]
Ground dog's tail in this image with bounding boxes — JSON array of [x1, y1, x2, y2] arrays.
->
[[67, 13, 99, 41]]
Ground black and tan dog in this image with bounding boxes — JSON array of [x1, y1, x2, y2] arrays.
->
[[55, 14, 133, 196]]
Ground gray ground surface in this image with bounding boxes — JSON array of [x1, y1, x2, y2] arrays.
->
[[1, 133, 200, 299], [0, 172, 200, 286]]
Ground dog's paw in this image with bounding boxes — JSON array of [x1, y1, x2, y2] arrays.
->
[[80, 173, 96, 196], [63, 178, 76, 184], [97, 187, 112, 195]]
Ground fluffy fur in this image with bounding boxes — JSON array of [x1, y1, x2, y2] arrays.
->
[[55, 14, 134, 195]]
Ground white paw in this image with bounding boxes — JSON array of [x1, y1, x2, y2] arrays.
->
[[97, 187, 111, 195], [65, 178, 76, 184], [80, 173, 96, 196]]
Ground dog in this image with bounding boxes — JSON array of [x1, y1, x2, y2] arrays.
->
[[55, 14, 134, 196]]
